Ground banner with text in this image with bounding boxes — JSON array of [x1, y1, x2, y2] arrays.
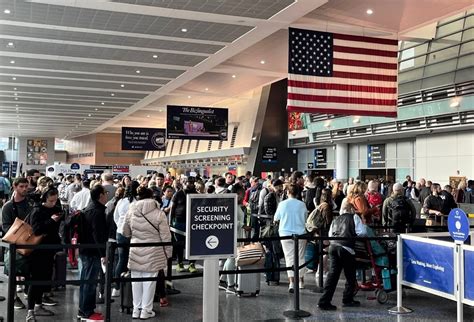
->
[[122, 127, 166, 151], [167, 105, 228, 141], [403, 239, 454, 295], [465, 248, 474, 301]]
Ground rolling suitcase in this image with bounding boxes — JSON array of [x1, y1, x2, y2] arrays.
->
[[120, 271, 133, 314], [264, 250, 280, 285], [236, 264, 261, 297], [53, 251, 67, 288]]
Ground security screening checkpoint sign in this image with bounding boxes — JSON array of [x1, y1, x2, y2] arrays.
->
[[186, 194, 237, 260]]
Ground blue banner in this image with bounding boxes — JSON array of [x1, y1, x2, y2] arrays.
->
[[403, 239, 454, 295], [122, 127, 166, 151], [465, 249, 474, 301]]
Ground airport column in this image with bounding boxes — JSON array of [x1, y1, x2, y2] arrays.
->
[[335, 143, 348, 181]]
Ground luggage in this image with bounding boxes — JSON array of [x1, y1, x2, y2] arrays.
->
[[120, 271, 133, 314], [236, 264, 260, 297], [53, 251, 67, 288], [264, 249, 280, 285], [304, 242, 318, 271], [236, 243, 265, 267]]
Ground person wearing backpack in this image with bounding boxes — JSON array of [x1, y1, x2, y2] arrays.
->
[[382, 183, 416, 233]]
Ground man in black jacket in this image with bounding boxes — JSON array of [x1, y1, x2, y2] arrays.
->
[[440, 185, 457, 215], [78, 185, 108, 320]]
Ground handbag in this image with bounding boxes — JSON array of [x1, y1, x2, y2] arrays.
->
[[260, 222, 279, 238], [2, 216, 43, 256], [236, 242, 265, 267]]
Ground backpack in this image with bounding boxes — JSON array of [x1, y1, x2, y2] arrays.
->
[[305, 205, 326, 234], [388, 196, 410, 226], [248, 187, 261, 214]]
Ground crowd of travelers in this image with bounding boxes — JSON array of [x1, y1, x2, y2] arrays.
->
[[0, 168, 473, 320]]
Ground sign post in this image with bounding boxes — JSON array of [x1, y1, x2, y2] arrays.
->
[[448, 208, 469, 322], [186, 194, 237, 322]]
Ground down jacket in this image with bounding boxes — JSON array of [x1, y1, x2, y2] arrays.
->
[[121, 198, 172, 272]]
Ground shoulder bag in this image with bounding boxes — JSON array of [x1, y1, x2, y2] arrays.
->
[[2, 211, 43, 256], [236, 242, 265, 267]]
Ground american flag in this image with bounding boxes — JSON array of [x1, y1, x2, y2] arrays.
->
[[287, 28, 398, 117]]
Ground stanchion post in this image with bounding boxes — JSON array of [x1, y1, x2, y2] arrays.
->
[[388, 235, 412, 314], [456, 243, 463, 322], [7, 244, 16, 322], [104, 242, 115, 322], [283, 235, 311, 319]]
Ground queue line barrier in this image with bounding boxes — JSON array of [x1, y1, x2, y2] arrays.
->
[[1, 230, 431, 322]]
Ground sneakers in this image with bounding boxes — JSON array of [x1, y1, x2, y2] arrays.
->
[[288, 283, 294, 294], [343, 300, 361, 307], [139, 310, 155, 320], [299, 280, 305, 289], [188, 263, 198, 273], [159, 298, 169, 307], [226, 285, 236, 294], [318, 303, 337, 310], [219, 280, 228, 289], [176, 263, 186, 273], [34, 305, 54, 316], [132, 308, 141, 319], [41, 295, 57, 306], [111, 288, 120, 297], [26, 310, 36, 321], [14, 296, 26, 310], [87, 312, 105, 320]]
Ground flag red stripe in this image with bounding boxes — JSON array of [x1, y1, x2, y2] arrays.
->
[[333, 58, 398, 70], [334, 45, 398, 58], [333, 33, 398, 46], [288, 93, 397, 106], [332, 71, 397, 82], [287, 105, 397, 117], [288, 80, 397, 94]]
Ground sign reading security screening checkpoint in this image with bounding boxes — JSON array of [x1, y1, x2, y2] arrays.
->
[[186, 194, 237, 260], [448, 208, 469, 244]]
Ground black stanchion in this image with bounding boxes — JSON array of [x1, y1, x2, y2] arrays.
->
[[104, 241, 115, 322], [312, 239, 324, 293], [283, 235, 311, 319], [6, 244, 16, 322]]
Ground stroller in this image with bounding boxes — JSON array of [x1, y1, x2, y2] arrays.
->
[[354, 228, 397, 304]]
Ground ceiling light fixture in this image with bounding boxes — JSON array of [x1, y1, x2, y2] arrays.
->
[[205, 88, 209, 91], [14, 93, 17, 96], [13, 87, 17, 90], [12, 77, 16, 80], [353, 117, 360, 124], [136, 70, 141, 74], [94, 108, 98, 111], [4, 9, 11, 14], [152, 54, 158, 59], [10, 60, 15, 64], [88, 114, 92, 117], [232, 74, 236, 78], [120, 84, 125, 88], [324, 121, 331, 128], [188, 95, 191, 99], [14, 97, 18, 100], [181, 28, 187, 32], [101, 102, 105, 105], [366, 8, 373, 15], [146, 115, 150, 118], [159, 109, 163, 113], [260, 60, 265, 64], [7, 42, 14, 48], [111, 93, 115, 96]]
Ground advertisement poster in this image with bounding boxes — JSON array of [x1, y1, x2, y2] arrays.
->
[[122, 127, 166, 151], [11, 161, 18, 177], [167, 105, 228, 141], [465, 249, 474, 301], [403, 239, 454, 295], [26, 139, 48, 165]]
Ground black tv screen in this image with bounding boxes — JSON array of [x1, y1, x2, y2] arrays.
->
[[166, 105, 228, 141]]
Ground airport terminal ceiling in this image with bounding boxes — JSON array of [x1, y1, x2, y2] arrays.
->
[[0, 0, 472, 139]]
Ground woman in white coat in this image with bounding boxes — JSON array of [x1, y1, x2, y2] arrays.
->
[[121, 187, 172, 320]]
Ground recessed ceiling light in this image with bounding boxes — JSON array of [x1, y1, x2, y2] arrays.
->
[[12, 77, 16, 80], [205, 88, 209, 91], [15, 104, 18, 107], [146, 115, 150, 118], [4, 9, 11, 14], [260, 60, 265, 64], [17, 125, 20, 128], [7, 42, 14, 48], [14, 93, 17, 96], [120, 84, 125, 88], [152, 54, 158, 59], [111, 93, 115, 96], [94, 108, 98, 111], [79, 123, 82, 125], [88, 114, 92, 117], [14, 97, 18, 100], [181, 28, 187, 32], [84, 118, 87, 120], [187, 95, 191, 99], [101, 102, 105, 105], [232, 75, 236, 78], [136, 70, 141, 74], [10, 60, 15, 64], [353, 117, 360, 124], [159, 109, 163, 113], [13, 87, 17, 90], [366, 9, 373, 15]]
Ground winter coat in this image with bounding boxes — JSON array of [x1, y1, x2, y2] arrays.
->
[[121, 199, 172, 273]]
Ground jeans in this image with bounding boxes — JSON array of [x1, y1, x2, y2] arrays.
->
[[114, 233, 130, 290], [318, 245, 357, 305], [79, 255, 101, 317]]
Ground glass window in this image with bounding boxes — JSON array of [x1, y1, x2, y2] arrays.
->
[[437, 19, 464, 38], [424, 59, 458, 77], [457, 53, 474, 69], [54, 138, 65, 150], [427, 45, 460, 63], [460, 40, 474, 55], [398, 67, 424, 83], [0, 138, 9, 150], [466, 15, 474, 28], [421, 72, 456, 89], [431, 32, 462, 51], [399, 43, 428, 71], [462, 27, 474, 41]]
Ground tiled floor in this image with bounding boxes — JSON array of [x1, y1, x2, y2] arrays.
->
[[0, 266, 472, 322]]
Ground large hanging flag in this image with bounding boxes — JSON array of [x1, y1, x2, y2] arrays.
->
[[287, 27, 398, 117]]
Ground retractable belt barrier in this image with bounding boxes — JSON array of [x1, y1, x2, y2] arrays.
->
[[3, 225, 473, 322]]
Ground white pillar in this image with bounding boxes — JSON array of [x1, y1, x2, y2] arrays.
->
[[335, 143, 348, 181]]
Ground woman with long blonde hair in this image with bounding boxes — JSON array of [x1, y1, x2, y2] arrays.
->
[[347, 182, 378, 224]]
